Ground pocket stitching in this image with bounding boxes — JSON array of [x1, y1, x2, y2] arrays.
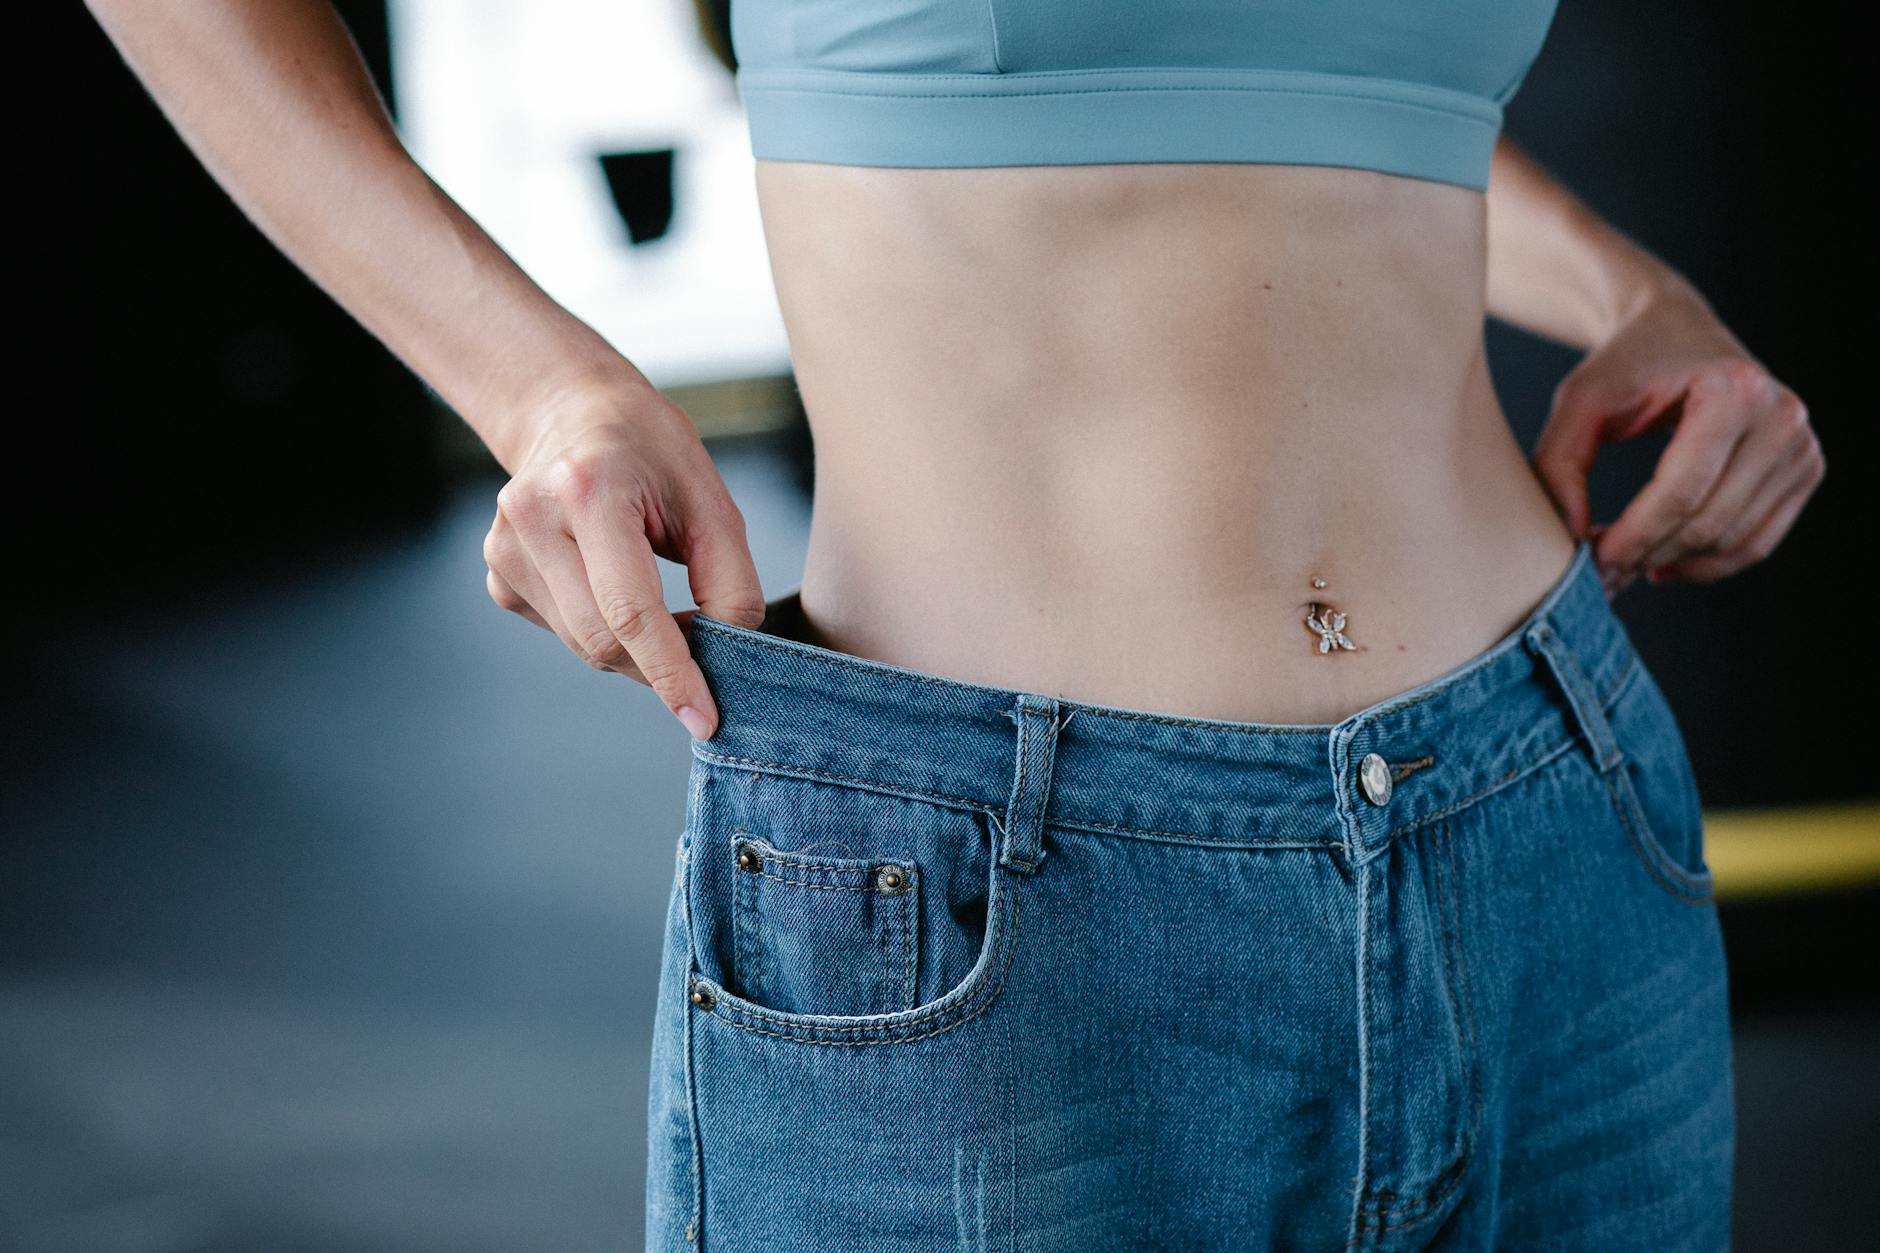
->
[[733, 843, 761, 1004], [732, 835, 922, 1015], [1591, 675, 1714, 905], [752, 871, 885, 892], [1602, 754, 1714, 905], [692, 852, 1020, 1046], [754, 846, 904, 873], [882, 883, 917, 1012]]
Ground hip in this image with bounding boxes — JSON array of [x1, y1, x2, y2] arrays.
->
[[647, 538, 1734, 1249], [650, 538, 1729, 1249]]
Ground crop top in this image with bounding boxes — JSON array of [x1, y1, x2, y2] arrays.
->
[[729, 1, 1560, 191]]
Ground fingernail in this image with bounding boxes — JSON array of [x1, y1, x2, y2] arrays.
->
[[676, 705, 713, 740]]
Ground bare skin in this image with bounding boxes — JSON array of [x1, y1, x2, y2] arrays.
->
[[86, 1, 1825, 735], [746, 149, 1823, 723], [758, 159, 1575, 723]]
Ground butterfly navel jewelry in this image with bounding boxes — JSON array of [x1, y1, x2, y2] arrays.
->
[[1305, 603, 1358, 653], [1303, 575, 1358, 654]]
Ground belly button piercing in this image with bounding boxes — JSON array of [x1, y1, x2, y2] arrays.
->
[[1305, 603, 1359, 653], [1303, 575, 1357, 653]]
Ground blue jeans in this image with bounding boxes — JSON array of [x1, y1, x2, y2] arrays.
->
[[646, 540, 1734, 1250]]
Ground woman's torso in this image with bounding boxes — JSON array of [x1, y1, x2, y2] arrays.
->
[[752, 158, 1577, 725]]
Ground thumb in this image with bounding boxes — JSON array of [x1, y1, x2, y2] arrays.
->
[[1530, 389, 1603, 540]]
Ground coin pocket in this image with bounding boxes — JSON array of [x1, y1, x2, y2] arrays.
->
[[730, 834, 922, 1017]]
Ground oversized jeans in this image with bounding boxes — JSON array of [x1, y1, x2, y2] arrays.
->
[[646, 540, 1734, 1251]]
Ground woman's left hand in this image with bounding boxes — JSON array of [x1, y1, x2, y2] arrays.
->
[[1529, 276, 1825, 597]]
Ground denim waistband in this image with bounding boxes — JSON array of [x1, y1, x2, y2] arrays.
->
[[687, 540, 1639, 867]]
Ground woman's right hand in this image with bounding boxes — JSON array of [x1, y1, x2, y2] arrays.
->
[[483, 382, 767, 740], [80, 1, 767, 735]]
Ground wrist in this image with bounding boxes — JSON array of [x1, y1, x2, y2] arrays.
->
[[477, 355, 661, 474], [1581, 225, 1695, 346]]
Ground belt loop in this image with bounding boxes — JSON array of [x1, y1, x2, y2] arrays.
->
[[999, 693, 1063, 874], [1523, 618, 1622, 774]]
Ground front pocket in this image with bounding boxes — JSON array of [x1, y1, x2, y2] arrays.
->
[[1597, 665, 1714, 904], [731, 834, 921, 1016], [683, 761, 1018, 1045]]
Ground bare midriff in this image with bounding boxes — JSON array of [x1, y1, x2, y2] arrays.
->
[[752, 159, 1578, 726]]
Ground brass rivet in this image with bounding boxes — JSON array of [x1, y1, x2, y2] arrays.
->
[[689, 986, 713, 1009], [735, 847, 760, 872], [877, 866, 907, 893]]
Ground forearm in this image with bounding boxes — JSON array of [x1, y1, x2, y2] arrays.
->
[[1484, 135, 1698, 351], [85, 0, 648, 471]]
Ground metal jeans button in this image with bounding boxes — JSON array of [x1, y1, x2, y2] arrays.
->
[[1359, 753, 1393, 806]]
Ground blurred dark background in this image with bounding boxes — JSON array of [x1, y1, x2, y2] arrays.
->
[[7, 2, 1873, 1249]]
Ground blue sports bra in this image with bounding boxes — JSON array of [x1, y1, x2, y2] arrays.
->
[[730, 1, 1560, 191]]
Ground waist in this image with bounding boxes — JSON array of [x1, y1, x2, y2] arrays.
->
[[755, 161, 1492, 415], [791, 372, 1577, 724], [757, 159, 1572, 722], [688, 540, 1633, 859]]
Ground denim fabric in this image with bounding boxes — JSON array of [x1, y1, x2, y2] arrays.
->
[[645, 540, 1734, 1251]]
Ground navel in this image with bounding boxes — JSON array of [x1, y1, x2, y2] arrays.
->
[[1301, 572, 1363, 655]]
